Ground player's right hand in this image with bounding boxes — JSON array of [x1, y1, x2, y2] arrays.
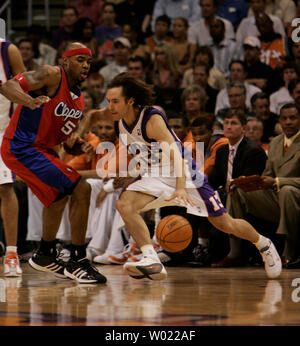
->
[[28, 95, 50, 109]]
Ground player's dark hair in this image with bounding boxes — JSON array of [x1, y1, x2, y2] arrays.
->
[[108, 72, 155, 107]]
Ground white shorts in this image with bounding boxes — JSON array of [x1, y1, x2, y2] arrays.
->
[[0, 130, 14, 185], [125, 175, 226, 218]]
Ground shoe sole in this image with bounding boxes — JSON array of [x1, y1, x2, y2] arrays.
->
[[63, 268, 107, 284], [123, 262, 167, 280], [28, 258, 66, 279]]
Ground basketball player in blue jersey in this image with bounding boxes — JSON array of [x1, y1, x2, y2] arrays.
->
[[0, 42, 106, 284], [0, 40, 25, 276], [106, 72, 282, 281]]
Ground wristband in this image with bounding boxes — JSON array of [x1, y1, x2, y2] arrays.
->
[[103, 179, 115, 193], [14, 74, 30, 93]]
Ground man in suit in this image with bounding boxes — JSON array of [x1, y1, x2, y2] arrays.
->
[[229, 103, 300, 267], [208, 108, 267, 266]]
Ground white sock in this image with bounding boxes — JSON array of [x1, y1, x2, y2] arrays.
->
[[141, 244, 159, 260], [6, 246, 17, 254], [253, 235, 270, 251]]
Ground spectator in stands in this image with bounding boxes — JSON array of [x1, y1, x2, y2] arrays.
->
[[99, 37, 131, 91], [248, 0, 296, 32], [151, 0, 201, 32], [191, 117, 228, 176], [209, 108, 267, 267], [18, 38, 40, 71], [215, 82, 254, 129], [115, 0, 156, 36], [127, 55, 152, 84], [26, 24, 57, 66], [216, 0, 248, 29], [69, 0, 104, 26], [73, 17, 98, 59], [288, 77, 300, 109], [290, 41, 300, 76], [236, 0, 286, 50], [145, 15, 173, 55], [250, 92, 281, 143], [94, 2, 122, 47], [215, 60, 261, 114], [83, 72, 107, 108], [181, 46, 227, 91], [270, 62, 297, 115], [188, 0, 235, 47], [208, 18, 240, 77], [51, 6, 78, 49], [245, 117, 269, 152], [170, 17, 197, 74], [167, 111, 190, 142], [181, 85, 214, 124], [192, 61, 219, 113], [229, 103, 300, 268], [121, 23, 151, 66], [243, 36, 278, 94], [151, 42, 182, 110], [256, 12, 285, 70]]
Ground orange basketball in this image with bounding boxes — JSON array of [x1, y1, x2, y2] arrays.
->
[[155, 215, 193, 253]]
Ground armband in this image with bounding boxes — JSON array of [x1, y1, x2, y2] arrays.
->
[[103, 179, 115, 193], [13, 74, 30, 93]]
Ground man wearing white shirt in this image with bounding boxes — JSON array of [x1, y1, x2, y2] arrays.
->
[[188, 0, 235, 47], [215, 60, 261, 114]]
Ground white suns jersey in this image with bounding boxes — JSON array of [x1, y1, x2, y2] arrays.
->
[[116, 106, 182, 178], [0, 39, 12, 131]]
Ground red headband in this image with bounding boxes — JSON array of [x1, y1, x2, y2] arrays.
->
[[62, 48, 92, 57]]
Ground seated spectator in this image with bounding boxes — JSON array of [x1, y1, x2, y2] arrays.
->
[[167, 110, 190, 142], [73, 17, 99, 59], [69, 0, 104, 26], [181, 46, 227, 91], [192, 62, 219, 113], [145, 15, 173, 56], [248, 0, 296, 32], [208, 18, 240, 77], [127, 55, 152, 84], [215, 59, 261, 114], [215, 82, 254, 130], [288, 77, 300, 109], [208, 108, 267, 266], [245, 117, 269, 153], [216, 0, 248, 29], [151, 42, 182, 111], [188, 0, 235, 46], [289, 41, 300, 76], [83, 72, 107, 108], [250, 92, 281, 143], [191, 117, 228, 176], [17, 38, 40, 71], [236, 0, 286, 50], [229, 103, 300, 268], [270, 62, 297, 115], [170, 17, 197, 74], [243, 36, 279, 94], [51, 6, 78, 49], [94, 2, 122, 47], [181, 85, 214, 124], [121, 23, 151, 66], [256, 12, 285, 70], [26, 24, 57, 66], [151, 0, 201, 32], [99, 37, 131, 91]]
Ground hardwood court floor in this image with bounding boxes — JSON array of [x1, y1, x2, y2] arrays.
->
[[0, 263, 300, 326]]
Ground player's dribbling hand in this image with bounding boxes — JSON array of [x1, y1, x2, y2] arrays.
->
[[28, 95, 50, 109], [165, 188, 195, 207]]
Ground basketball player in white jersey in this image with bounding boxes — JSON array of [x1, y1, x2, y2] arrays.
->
[[105, 72, 282, 281], [0, 39, 26, 276]]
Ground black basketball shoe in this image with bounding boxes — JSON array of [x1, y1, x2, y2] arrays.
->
[[64, 258, 107, 284], [28, 249, 66, 278]]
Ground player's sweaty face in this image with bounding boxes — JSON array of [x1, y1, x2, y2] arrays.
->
[[107, 87, 131, 120], [69, 55, 92, 82]]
